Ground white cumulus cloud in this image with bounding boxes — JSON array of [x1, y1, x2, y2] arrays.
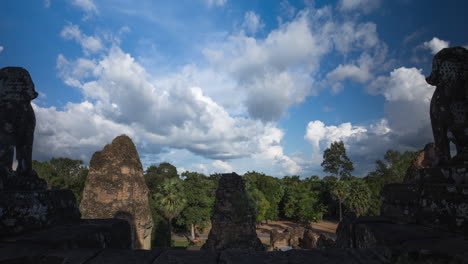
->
[[242, 11, 264, 35], [212, 160, 233, 173], [61, 24, 103, 55], [203, 9, 332, 121], [0, 46, 4, 53], [377, 67, 434, 137], [338, 0, 382, 13], [37, 5, 399, 177], [423, 37, 450, 55], [205, 0, 227, 7], [202, 6, 390, 119], [378, 67, 433, 102], [35, 43, 301, 177], [332, 22, 380, 54], [305, 121, 368, 154], [70, 0, 98, 17], [327, 64, 372, 83]]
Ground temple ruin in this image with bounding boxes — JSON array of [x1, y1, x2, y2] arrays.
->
[[1, 47, 468, 262]]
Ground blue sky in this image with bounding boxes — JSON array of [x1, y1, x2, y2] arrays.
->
[[1, 0, 467, 177]]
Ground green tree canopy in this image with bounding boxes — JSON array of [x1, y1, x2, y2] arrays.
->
[[143, 161, 182, 247], [321, 141, 354, 179], [246, 186, 270, 223], [176, 171, 216, 239], [153, 178, 187, 246], [331, 180, 350, 221], [281, 181, 325, 225], [157, 162, 178, 178], [144, 162, 179, 191], [364, 149, 416, 215], [345, 178, 372, 217], [243, 171, 284, 221], [375, 150, 417, 183], [33, 158, 88, 205], [314, 175, 338, 218]]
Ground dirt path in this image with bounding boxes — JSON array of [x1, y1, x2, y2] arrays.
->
[[174, 220, 338, 243], [256, 220, 338, 241], [310, 220, 338, 237]]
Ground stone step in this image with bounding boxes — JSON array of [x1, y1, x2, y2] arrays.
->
[[2, 241, 466, 263], [0, 246, 394, 264], [336, 216, 468, 262]]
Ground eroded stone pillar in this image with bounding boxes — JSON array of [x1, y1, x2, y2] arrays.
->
[[202, 172, 264, 251], [80, 135, 153, 249]]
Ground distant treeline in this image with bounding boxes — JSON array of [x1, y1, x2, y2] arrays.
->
[[32, 143, 416, 248]]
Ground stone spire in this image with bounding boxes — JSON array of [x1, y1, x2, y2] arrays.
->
[[80, 135, 153, 249], [202, 172, 264, 251]]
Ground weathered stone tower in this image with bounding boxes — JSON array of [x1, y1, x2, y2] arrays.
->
[[80, 135, 153, 249], [202, 172, 264, 251]]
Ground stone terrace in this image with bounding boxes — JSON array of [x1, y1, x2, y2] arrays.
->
[[0, 244, 395, 264]]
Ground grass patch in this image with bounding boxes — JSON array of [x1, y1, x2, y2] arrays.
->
[[172, 239, 206, 247], [173, 241, 190, 247]]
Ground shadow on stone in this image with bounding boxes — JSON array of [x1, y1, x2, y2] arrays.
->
[[114, 211, 142, 249]]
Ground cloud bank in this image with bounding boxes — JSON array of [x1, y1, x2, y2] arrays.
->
[[306, 67, 434, 175], [31, 3, 441, 177]]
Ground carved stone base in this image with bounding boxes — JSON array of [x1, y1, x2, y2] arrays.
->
[[381, 182, 468, 235], [0, 170, 47, 191], [0, 189, 81, 236], [406, 166, 468, 184]]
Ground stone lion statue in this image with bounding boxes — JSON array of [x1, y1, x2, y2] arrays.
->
[[426, 47, 468, 165], [0, 67, 38, 177]]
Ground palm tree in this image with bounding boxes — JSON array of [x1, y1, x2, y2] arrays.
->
[[153, 178, 187, 246], [345, 179, 371, 217], [331, 180, 350, 222]]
